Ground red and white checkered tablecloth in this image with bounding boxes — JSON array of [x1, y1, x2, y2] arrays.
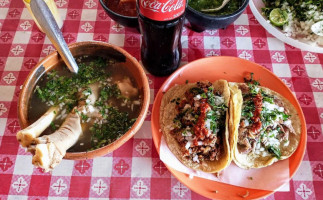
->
[[0, 0, 323, 199]]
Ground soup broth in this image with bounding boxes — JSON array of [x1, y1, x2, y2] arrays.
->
[[28, 55, 141, 152]]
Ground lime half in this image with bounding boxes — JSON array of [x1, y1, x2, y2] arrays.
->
[[269, 8, 288, 27]]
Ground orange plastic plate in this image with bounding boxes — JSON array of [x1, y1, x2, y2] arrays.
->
[[151, 56, 307, 199]]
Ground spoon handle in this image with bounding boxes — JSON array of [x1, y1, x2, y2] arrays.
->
[[30, 0, 78, 73]]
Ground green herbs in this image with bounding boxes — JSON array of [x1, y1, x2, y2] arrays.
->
[[248, 84, 260, 96], [261, 108, 290, 128], [174, 82, 226, 137], [244, 73, 261, 96], [97, 84, 122, 105], [242, 100, 254, 119], [206, 110, 221, 134], [36, 71, 78, 110], [36, 57, 110, 111], [90, 83, 137, 149], [244, 72, 260, 86], [206, 87, 218, 109], [241, 74, 261, 121], [90, 106, 136, 150], [50, 122, 56, 131], [206, 109, 218, 120], [195, 86, 227, 111], [262, 95, 274, 104], [81, 113, 89, 121], [267, 145, 281, 159]]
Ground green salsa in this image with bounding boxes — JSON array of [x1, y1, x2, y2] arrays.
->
[[189, 0, 243, 15]]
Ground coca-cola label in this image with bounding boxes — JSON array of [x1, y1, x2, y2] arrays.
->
[[139, 0, 186, 21]]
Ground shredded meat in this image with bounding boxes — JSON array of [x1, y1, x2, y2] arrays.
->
[[175, 133, 186, 143], [278, 124, 294, 142], [190, 145, 221, 161], [274, 97, 285, 108], [238, 84, 249, 94], [237, 83, 296, 155], [171, 81, 224, 163]]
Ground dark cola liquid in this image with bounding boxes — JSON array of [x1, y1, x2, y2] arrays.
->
[[138, 14, 185, 76]]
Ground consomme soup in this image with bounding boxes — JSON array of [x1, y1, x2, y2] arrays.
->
[[28, 55, 141, 152]]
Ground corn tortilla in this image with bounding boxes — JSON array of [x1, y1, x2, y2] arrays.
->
[[160, 80, 232, 173], [229, 83, 301, 169]]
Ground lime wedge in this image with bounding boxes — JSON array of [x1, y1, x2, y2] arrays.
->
[[269, 8, 288, 27]]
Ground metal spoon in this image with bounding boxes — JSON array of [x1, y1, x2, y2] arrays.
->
[[201, 0, 230, 12], [311, 21, 323, 36], [30, 0, 78, 73]]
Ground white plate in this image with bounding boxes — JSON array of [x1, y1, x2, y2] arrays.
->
[[249, 0, 323, 53]]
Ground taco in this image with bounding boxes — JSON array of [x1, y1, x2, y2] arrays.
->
[[229, 78, 301, 169], [160, 80, 231, 173]]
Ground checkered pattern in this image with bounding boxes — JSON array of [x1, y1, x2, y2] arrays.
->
[[0, 0, 322, 199]]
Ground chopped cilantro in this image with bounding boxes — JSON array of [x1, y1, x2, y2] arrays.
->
[[201, 93, 207, 98], [242, 100, 254, 120], [50, 122, 56, 131], [244, 72, 260, 86], [36, 57, 110, 112], [81, 113, 89, 121], [34, 56, 139, 151], [96, 84, 121, 104], [206, 110, 222, 134], [90, 106, 136, 150], [282, 113, 290, 121], [267, 145, 281, 159]]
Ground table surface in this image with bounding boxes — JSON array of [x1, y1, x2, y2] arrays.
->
[[0, 0, 322, 199]]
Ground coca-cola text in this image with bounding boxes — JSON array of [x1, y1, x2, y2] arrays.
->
[[139, 0, 186, 21]]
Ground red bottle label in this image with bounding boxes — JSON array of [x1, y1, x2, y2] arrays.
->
[[138, 0, 186, 21]]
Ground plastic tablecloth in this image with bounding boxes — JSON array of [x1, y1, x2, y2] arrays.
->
[[0, 0, 322, 199]]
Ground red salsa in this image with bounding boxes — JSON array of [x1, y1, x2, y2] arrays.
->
[[104, 0, 137, 17], [193, 99, 210, 140], [251, 93, 263, 133]]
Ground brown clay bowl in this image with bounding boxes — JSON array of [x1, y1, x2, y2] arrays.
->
[[18, 41, 150, 160]]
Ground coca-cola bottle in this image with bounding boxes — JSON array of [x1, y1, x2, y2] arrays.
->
[[137, 0, 186, 76]]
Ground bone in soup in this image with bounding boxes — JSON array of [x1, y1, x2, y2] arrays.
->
[[27, 55, 141, 153]]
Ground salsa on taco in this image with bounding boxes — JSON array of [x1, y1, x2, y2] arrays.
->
[[230, 75, 301, 169], [160, 80, 232, 173]]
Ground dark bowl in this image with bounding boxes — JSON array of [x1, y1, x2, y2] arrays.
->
[[99, 0, 138, 28], [186, 0, 250, 32]]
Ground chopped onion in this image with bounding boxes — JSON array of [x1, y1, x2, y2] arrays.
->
[[193, 155, 199, 163]]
